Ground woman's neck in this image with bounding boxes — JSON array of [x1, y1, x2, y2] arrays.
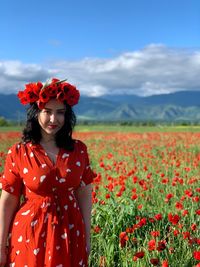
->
[[40, 138, 56, 147]]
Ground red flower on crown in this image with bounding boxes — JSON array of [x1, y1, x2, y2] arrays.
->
[[17, 78, 80, 109]]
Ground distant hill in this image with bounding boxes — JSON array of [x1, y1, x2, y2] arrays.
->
[[100, 91, 200, 107], [1, 91, 200, 122]]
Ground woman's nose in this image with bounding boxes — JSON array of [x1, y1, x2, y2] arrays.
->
[[50, 113, 57, 122]]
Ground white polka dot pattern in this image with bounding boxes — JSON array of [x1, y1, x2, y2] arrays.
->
[[0, 140, 96, 266]]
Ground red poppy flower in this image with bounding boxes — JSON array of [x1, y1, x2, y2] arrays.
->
[[154, 213, 162, 220], [39, 89, 50, 103], [157, 240, 166, 251], [182, 210, 189, 216], [25, 83, 40, 95], [17, 78, 80, 108], [57, 91, 66, 102], [47, 84, 58, 97], [51, 78, 60, 83], [148, 239, 156, 251], [26, 91, 39, 103], [182, 231, 190, 239], [162, 260, 169, 267], [37, 101, 46, 110], [66, 87, 80, 106], [119, 232, 129, 247], [173, 229, 179, 236], [37, 81, 43, 90], [150, 258, 159, 265], [131, 193, 138, 200], [134, 251, 145, 259], [138, 218, 146, 227], [17, 91, 29, 105], [93, 226, 101, 233], [194, 251, 200, 261], [193, 196, 200, 202], [191, 223, 197, 231], [61, 82, 74, 93], [151, 231, 160, 237], [168, 213, 180, 225], [196, 209, 200, 215]]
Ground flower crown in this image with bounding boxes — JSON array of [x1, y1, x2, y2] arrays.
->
[[17, 78, 80, 109]]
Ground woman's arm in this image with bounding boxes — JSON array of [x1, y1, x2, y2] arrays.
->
[[0, 190, 20, 265], [75, 184, 92, 255]]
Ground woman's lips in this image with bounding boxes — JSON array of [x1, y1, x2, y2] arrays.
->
[[48, 125, 58, 129]]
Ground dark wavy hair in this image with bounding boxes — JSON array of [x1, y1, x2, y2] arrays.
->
[[22, 102, 76, 151]]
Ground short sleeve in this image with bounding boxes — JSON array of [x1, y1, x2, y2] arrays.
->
[[79, 142, 96, 187], [0, 144, 22, 196]]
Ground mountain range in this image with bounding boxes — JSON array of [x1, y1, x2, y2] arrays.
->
[[1, 91, 200, 122]]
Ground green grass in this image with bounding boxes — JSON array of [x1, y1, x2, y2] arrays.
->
[[75, 124, 200, 133], [0, 126, 23, 132], [1, 124, 200, 133]]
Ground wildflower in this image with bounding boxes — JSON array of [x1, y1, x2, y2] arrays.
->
[[162, 260, 169, 267], [191, 223, 197, 231], [194, 251, 200, 261], [168, 213, 180, 225], [182, 210, 189, 216], [119, 232, 129, 247], [134, 250, 145, 259], [196, 209, 200, 215], [193, 196, 200, 202], [105, 193, 110, 199], [182, 232, 190, 239], [138, 218, 146, 227], [93, 226, 101, 233], [131, 194, 138, 200], [175, 201, 183, 210], [173, 229, 180, 236], [148, 239, 156, 251], [150, 258, 159, 265], [157, 240, 166, 251], [154, 213, 162, 220], [150, 231, 160, 237]]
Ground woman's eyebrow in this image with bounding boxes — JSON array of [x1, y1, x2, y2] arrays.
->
[[57, 108, 66, 111], [43, 108, 66, 111]]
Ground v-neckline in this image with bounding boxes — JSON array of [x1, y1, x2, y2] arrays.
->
[[38, 143, 62, 166]]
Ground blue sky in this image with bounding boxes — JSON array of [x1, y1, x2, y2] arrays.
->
[[0, 0, 199, 96]]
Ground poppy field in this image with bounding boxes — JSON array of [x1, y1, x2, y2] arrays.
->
[[0, 129, 200, 266]]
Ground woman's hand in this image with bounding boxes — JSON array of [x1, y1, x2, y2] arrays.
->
[[86, 240, 91, 256], [0, 246, 7, 266]]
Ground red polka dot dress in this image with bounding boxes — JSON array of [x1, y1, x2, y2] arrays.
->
[[0, 140, 96, 267]]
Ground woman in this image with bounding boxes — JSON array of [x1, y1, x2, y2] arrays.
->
[[0, 78, 96, 267]]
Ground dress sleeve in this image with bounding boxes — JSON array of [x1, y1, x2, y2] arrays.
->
[[0, 144, 22, 196], [80, 142, 96, 187]]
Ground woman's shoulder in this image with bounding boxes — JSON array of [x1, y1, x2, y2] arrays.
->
[[7, 141, 32, 155], [7, 142, 21, 152]]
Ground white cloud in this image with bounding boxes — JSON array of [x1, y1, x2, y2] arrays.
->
[[0, 44, 200, 96]]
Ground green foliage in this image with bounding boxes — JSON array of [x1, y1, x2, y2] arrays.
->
[[0, 129, 200, 266], [0, 117, 9, 126]]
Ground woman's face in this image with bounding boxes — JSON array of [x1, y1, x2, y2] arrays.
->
[[38, 99, 66, 140]]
